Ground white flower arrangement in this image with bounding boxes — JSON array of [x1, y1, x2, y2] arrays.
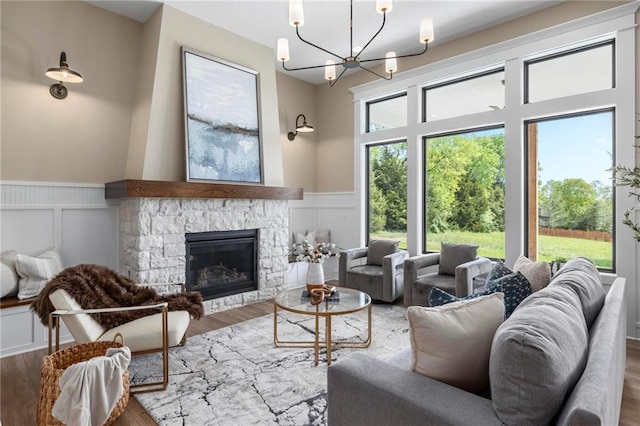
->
[[290, 241, 340, 264]]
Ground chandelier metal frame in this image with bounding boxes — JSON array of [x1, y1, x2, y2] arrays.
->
[[278, 0, 433, 86]]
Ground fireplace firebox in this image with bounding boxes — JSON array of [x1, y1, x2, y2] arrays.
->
[[185, 230, 259, 301]]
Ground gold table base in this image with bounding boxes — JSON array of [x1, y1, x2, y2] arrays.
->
[[273, 302, 372, 366]]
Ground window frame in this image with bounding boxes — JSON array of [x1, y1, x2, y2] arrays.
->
[[422, 125, 506, 257], [350, 4, 636, 299], [524, 108, 617, 271], [365, 139, 408, 246], [365, 92, 408, 133], [421, 68, 505, 123], [524, 40, 616, 104]]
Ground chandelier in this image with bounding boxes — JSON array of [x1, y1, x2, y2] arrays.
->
[[276, 0, 434, 87]]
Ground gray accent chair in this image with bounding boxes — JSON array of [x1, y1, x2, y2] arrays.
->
[[404, 252, 491, 307], [339, 242, 408, 303]]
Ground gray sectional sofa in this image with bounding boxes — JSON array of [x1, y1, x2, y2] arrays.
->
[[327, 258, 627, 425]]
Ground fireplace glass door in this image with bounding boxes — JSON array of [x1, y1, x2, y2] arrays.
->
[[185, 229, 258, 300]]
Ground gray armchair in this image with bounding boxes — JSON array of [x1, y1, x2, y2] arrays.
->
[[404, 247, 491, 307], [339, 240, 408, 303]]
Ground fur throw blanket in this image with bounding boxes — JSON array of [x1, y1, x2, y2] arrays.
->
[[31, 264, 204, 329]]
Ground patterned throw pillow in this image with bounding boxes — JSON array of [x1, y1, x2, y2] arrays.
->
[[429, 263, 532, 318], [484, 260, 513, 288]]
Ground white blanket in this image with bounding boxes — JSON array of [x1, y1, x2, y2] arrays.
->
[[52, 346, 131, 426]]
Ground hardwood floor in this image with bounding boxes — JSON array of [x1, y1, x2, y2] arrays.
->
[[2, 301, 639, 425]]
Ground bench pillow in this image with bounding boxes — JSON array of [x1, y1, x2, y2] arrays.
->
[[490, 285, 588, 425], [1, 250, 19, 298], [15, 247, 64, 300]]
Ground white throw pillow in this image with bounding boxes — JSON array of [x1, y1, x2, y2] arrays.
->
[[513, 255, 551, 292], [407, 292, 505, 393], [295, 230, 317, 247], [15, 247, 64, 300], [315, 229, 331, 244], [1, 250, 19, 298]]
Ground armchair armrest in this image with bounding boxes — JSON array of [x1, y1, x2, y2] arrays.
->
[[455, 257, 492, 297], [404, 253, 441, 306], [339, 247, 369, 286], [382, 250, 408, 302], [383, 250, 409, 271], [341, 247, 368, 262], [48, 302, 169, 354]]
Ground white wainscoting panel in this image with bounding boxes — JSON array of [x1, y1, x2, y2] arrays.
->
[[288, 192, 356, 283], [0, 181, 118, 357]]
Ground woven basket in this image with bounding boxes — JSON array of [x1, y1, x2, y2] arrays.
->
[[37, 341, 130, 426]]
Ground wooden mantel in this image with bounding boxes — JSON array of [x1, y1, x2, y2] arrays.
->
[[105, 179, 303, 200]]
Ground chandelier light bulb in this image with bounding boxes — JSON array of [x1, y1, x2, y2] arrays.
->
[[325, 60, 336, 81], [277, 38, 290, 62], [376, 0, 393, 14], [289, 0, 304, 27], [420, 18, 435, 43], [385, 52, 398, 74]]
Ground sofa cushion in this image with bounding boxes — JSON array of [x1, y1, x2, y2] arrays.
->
[[1, 250, 19, 298], [438, 242, 478, 276], [549, 257, 604, 328], [408, 293, 504, 393], [490, 285, 589, 425], [366, 239, 399, 266], [513, 255, 551, 292], [429, 270, 531, 318]]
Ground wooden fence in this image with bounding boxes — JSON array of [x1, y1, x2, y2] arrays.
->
[[538, 227, 612, 242]]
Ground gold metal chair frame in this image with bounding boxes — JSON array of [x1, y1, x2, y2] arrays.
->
[[48, 302, 169, 394], [273, 295, 372, 366]]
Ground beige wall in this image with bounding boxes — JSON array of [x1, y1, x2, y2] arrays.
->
[[131, 5, 284, 185], [0, 1, 633, 190], [1, 2, 285, 186], [276, 72, 317, 192], [314, 1, 631, 192], [1, 1, 142, 183]]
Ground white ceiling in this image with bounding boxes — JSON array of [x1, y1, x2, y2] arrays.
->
[[87, 0, 563, 85]]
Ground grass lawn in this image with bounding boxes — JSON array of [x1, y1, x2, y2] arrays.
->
[[371, 230, 613, 269]]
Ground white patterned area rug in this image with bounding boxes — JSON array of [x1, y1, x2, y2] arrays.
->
[[130, 304, 409, 425]]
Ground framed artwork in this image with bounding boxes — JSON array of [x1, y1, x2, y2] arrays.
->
[[182, 47, 263, 184]]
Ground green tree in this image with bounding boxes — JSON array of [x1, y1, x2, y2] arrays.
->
[[368, 181, 387, 232], [371, 143, 407, 232], [539, 178, 601, 231], [427, 133, 505, 233]]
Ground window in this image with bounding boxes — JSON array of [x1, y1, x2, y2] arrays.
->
[[526, 111, 614, 270], [366, 94, 407, 132], [353, 6, 634, 285], [423, 70, 505, 122], [424, 127, 505, 259], [367, 141, 407, 248], [525, 42, 614, 103]]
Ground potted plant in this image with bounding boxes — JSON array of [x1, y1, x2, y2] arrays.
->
[[612, 114, 640, 242]]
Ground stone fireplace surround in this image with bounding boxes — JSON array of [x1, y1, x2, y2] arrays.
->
[[108, 180, 302, 315]]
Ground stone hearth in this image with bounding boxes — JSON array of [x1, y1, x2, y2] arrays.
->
[[118, 197, 290, 314]]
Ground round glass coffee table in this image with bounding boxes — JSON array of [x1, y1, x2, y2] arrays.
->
[[273, 286, 371, 366]]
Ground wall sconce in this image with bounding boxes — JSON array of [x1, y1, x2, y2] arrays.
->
[[287, 114, 314, 140], [45, 51, 83, 99]]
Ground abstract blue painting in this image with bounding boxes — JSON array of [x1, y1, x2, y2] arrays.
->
[[182, 48, 262, 183]]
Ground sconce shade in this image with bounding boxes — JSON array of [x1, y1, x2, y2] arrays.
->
[[46, 51, 83, 100], [287, 113, 314, 140], [46, 52, 83, 83]]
